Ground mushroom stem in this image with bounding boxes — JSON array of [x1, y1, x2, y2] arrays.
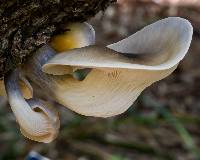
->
[[4, 69, 60, 143]]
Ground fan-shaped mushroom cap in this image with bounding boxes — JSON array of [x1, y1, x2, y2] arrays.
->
[[42, 17, 193, 117]]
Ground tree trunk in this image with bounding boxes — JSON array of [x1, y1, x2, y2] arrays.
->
[[0, 0, 115, 79]]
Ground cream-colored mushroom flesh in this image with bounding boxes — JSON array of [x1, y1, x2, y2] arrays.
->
[[41, 17, 192, 117], [4, 70, 60, 143]]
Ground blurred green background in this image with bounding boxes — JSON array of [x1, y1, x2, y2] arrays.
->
[[0, 0, 200, 159]]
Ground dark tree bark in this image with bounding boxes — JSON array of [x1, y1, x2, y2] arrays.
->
[[0, 0, 115, 79]]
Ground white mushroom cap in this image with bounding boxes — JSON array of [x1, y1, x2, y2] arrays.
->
[[42, 17, 193, 117]]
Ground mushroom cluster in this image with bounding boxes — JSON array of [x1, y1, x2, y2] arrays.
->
[[1, 17, 193, 143]]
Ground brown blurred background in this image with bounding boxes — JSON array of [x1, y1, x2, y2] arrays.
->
[[0, 0, 200, 160]]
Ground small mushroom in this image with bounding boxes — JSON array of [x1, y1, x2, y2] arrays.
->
[[4, 69, 60, 143]]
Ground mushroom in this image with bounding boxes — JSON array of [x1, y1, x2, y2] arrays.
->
[[25, 17, 192, 118], [1, 17, 193, 142], [4, 69, 60, 143]]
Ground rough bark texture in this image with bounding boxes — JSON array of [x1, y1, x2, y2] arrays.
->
[[0, 0, 115, 79]]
